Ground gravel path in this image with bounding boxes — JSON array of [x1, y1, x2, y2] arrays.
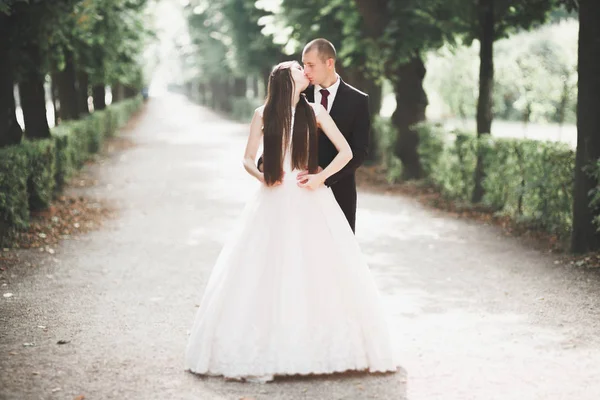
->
[[2, 94, 600, 400]]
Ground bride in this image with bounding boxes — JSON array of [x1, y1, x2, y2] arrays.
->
[[184, 60, 396, 383]]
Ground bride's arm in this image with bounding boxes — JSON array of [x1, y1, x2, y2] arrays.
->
[[299, 105, 352, 189], [242, 109, 265, 183]]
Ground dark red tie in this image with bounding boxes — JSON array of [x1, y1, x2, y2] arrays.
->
[[320, 89, 330, 111]]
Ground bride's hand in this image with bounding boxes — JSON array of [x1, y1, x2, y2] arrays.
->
[[297, 173, 324, 190]]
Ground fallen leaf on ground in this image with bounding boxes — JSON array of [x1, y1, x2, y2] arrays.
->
[[2, 194, 114, 251]]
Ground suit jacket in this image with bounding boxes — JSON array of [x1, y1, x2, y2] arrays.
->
[[258, 79, 370, 232], [305, 79, 370, 233]]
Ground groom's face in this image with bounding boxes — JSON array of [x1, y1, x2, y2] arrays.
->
[[302, 50, 331, 86]]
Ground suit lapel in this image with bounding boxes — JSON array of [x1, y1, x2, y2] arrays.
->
[[329, 79, 349, 123]]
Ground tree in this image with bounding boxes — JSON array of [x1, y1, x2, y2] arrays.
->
[[10, 0, 56, 139], [185, 5, 234, 111], [80, 0, 149, 106], [571, 0, 600, 253], [354, 0, 455, 179], [0, 5, 23, 147], [183, 0, 285, 110], [455, 0, 560, 202], [271, 0, 384, 161], [222, 0, 284, 93]]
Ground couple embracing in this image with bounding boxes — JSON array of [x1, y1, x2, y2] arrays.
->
[[185, 38, 397, 383]]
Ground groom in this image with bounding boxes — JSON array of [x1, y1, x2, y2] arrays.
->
[[259, 38, 371, 233]]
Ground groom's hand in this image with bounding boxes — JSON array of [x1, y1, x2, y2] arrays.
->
[[296, 167, 323, 186]]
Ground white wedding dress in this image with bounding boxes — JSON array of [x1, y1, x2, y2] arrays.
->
[[185, 104, 396, 381]]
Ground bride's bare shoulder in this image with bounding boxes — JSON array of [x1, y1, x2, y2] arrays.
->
[[255, 105, 266, 118]]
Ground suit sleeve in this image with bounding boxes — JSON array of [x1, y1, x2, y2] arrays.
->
[[324, 94, 370, 187]]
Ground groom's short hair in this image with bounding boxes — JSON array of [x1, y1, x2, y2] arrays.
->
[[303, 39, 337, 63]]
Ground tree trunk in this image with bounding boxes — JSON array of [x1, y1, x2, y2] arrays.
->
[[252, 76, 259, 99], [219, 79, 232, 112], [198, 82, 207, 105], [556, 80, 569, 125], [472, 0, 495, 203], [18, 43, 50, 139], [50, 71, 60, 125], [56, 49, 80, 121], [390, 56, 428, 180], [124, 85, 137, 99], [112, 82, 125, 103], [92, 84, 106, 110], [77, 70, 90, 115], [354, 0, 389, 37], [0, 14, 23, 147], [571, 0, 600, 254], [233, 77, 247, 98], [209, 80, 218, 109]]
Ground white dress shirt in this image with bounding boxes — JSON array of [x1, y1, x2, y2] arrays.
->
[[314, 74, 341, 113]]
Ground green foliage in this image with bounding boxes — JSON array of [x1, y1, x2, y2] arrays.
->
[[425, 19, 578, 123], [0, 145, 30, 236], [276, 0, 363, 62], [53, 131, 72, 191], [22, 139, 56, 211], [433, 132, 478, 201], [451, 0, 564, 45], [184, 0, 280, 85], [0, 96, 143, 242], [411, 121, 576, 236], [414, 122, 446, 180], [586, 159, 600, 232], [372, 116, 399, 179], [0, 0, 27, 15], [22, 0, 152, 91], [482, 138, 574, 235]]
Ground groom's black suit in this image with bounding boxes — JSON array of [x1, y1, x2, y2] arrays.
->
[[304, 79, 370, 233]]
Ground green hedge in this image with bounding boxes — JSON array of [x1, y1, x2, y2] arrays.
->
[[0, 146, 29, 236], [374, 118, 578, 237], [373, 115, 404, 182], [587, 159, 600, 232], [0, 96, 143, 243], [414, 121, 576, 236], [23, 139, 56, 211]]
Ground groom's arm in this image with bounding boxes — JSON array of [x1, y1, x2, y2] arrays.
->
[[257, 154, 264, 172], [324, 94, 370, 187]]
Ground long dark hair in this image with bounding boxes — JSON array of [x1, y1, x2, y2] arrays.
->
[[263, 61, 318, 186]]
